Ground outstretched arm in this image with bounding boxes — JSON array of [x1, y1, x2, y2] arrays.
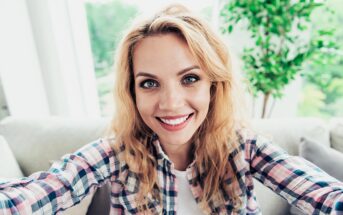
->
[[0, 138, 119, 214], [246, 134, 343, 214]]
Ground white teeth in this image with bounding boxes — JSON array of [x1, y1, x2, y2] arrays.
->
[[160, 115, 189, 126]]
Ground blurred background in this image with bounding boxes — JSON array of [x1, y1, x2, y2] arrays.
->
[[0, 0, 342, 120]]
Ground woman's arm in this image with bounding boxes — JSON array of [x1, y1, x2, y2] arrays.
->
[[0, 138, 119, 214], [246, 134, 343, 214]]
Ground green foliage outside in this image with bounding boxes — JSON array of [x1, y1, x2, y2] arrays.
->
[[298, 0, 343, 118], [85, 0, 138, 115], [221, 0, 336, 118], [85, 0, 138, 78]]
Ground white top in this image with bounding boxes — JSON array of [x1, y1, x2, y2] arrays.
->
[[174, 169, 206, 215]]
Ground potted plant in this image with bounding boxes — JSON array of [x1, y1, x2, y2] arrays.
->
[[221, 0, 335, 118]]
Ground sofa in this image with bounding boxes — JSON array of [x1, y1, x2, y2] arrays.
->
[[0, 117, 342, 215]]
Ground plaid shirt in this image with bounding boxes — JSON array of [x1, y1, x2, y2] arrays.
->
[[1, 131, 343, 215]]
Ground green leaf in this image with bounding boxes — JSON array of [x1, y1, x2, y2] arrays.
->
[[220, 0, 336, 117], [228, 25, 233, 33]]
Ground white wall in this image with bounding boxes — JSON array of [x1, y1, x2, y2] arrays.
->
[[0, 0, 100, 118], [0, 0, 50, 117], [0, 76, 10, 120]]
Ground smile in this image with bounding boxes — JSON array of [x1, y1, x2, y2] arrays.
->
[[156, 113, 194, 131]]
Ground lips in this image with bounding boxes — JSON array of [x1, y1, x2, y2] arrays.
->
[[156, 113, 193, 131]]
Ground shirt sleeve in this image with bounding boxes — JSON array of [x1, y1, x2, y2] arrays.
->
[[246, 134, 343, 215], [0, 138, 120, 215]]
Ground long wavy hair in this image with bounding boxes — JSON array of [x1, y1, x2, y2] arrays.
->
[[110, 4, 247, 213]]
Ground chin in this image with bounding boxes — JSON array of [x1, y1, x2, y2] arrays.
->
[[159, 132, 194, 145]]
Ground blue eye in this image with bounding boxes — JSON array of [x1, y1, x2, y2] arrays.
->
[[140, 79, 159, 89], [182, 75, 199, 85]]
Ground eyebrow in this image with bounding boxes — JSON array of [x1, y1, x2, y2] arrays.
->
[[135, 65, 200, 78]]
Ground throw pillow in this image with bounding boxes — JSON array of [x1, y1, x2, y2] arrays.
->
[[299, 137, 343, 181], [330, 118, 343, 152], [0, 135, 24, 181], [290, 137, 343, 215]]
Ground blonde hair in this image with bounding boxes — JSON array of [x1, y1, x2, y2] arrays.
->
[[110, 4, 247, 213]]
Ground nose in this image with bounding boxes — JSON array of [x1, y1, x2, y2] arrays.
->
[[158, 85, 184, 111]]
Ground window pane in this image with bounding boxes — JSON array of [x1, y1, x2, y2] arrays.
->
[[84, 0, 138, 116]]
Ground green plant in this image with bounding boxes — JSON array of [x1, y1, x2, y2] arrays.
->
[[221, 0, 334, 118]]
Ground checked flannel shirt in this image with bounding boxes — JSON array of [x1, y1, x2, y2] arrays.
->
[[0, 130, 343, 215]]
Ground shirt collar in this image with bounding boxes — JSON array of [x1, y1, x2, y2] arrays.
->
[[152, 138, 172, 165], [151, 136, 197, 170]]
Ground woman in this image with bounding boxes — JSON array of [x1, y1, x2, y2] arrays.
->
[[1, 4, 343, 215]]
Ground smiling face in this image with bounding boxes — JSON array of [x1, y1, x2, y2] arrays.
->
[[133, 33, 211, 151]]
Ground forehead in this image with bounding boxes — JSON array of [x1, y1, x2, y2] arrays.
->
[[132, 33, 198, 75]]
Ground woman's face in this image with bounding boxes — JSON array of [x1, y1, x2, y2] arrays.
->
[[133, 33, 211, 149]]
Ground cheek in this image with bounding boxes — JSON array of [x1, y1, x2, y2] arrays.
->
[[135, 91, 155, 118], [135, 92, 145, 115], [192, 84, 211, 111]]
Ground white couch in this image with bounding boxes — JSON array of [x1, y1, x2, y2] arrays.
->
[[0, 117, 342, 214]]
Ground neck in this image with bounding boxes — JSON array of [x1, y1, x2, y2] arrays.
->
[[160, 141, 194, 171]]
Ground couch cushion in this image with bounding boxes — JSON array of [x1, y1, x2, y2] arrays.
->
[[254, 179, 290, 215], [299, 137, 343, 181], [290, 137, 343, 215], [0, 117, 109, 214], [251, 118, 330, 215], [0, 117, 109, 175], [0, 128, 96, 215], [0, 135, 24, 180], [330, 118, 343, 153], [252, 118, 330, 156]]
